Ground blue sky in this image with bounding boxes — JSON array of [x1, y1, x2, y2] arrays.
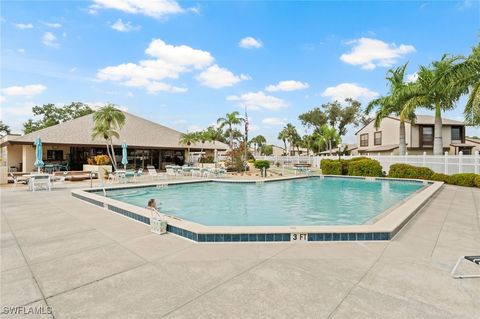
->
[[1, 0, 479, 144]]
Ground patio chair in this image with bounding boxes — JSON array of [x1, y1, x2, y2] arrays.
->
[[166, 167, 177, 179], [147, 166, 166, 180], [53, 172, 67, 186], [9, 173, 27, 191], [451, 255, 480, 278]]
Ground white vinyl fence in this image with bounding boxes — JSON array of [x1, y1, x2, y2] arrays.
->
[[219, 151, 480, 175]]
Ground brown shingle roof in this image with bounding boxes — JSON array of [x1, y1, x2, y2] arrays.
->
[[6, 112, 228, 150]]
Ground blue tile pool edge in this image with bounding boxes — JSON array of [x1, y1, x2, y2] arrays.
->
[[72, 191, 392, 242]]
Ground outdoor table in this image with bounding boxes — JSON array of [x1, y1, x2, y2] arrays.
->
[[22, 173, 52, 191]]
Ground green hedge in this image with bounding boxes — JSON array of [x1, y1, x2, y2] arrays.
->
[[430, 173, 450, 183], [447, 173, 477, 187], [321, 158, 383, 177], [347, 158, 383, 177], [388, 164, 434, 180], [320, 159, 342, 175], [476, 175, 480, 188]]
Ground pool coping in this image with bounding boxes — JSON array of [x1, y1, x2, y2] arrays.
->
[[71, 175, 443, 243]]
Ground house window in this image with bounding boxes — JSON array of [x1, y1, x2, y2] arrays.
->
[[47, 150, 63, 161], [360, 133, 369, 147], [451, 126, 462, 141], [374, 132, 382, 145], [420, 126, 434, 147]]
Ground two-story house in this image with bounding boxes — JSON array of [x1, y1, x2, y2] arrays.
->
[[355, 115, 472, 155]]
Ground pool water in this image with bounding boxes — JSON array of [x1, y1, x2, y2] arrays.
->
[[99, 177, 424, 226]]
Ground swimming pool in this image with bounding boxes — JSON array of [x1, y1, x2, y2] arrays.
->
[[97, 177, 424, 226]]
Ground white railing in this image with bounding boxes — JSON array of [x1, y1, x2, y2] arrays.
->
[[218, 151, 480, 175]]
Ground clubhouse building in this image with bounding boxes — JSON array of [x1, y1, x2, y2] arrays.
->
[[0, 112, 228, 173]]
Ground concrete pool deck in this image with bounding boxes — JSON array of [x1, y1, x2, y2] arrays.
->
[[1, 182, 479, 318]]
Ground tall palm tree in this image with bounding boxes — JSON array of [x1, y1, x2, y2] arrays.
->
[[217, 111, 244, 149], [250, 135, 266, 155], [179, 131, 199, 163], [0, 121, 11, 137], [277, 129, 288, 155], [366, 63, 416, 155], [283, 123, 299, 155], [401, 55, 464, 155], [440, 44, 480, 126], [91, 104, 126, 169]]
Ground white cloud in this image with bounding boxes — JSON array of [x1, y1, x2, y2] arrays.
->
[[321, 83, 378, 101], [69, 67, 77, 72], [0, 95, 6, 103], [13, 23, 33, 29], [2, 84, 47, 96], [44, 22, 62, 28], [265, 80, 309, 92], [227, 91, 287, 111], [97, 38, 239, 93], [340, 38, 415, 70], [145, 39, 213, 69], [197, 65, 248, 88], [262, 117, 286, 126], [239, 37, 262, 49], [90, 0, 184, 18], [42, 32, 59, 47], [110, 18, 141, 32], [17, 49, 25, 53], [406, 72, 418, 83]]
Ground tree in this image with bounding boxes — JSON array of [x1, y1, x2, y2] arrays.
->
[[318, 124, 340, 154], [401, 55, 464, 155], [277, 130, 288, 154], [250, 135, 267, 155], [366, 63, 416, 155], [280, 123, 299, 155], [179, 132, 199, 163], [441, 44, 480, 126], [91, 104, 126, 170], [23, 102, 94, 134], [217, 111, 244, 149], [299, 99, 366, 137], [0, 121, 11, 137], [204, 126, 224, 163], [260, 144, 273, 156]]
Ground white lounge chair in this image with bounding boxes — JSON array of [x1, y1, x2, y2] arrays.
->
[[9, 173, 27, 191], [147, 166, 166, 180], [451, 255, 480, 278]]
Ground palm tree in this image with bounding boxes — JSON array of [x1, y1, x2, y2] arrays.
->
[[250, 135, 266, 155], [217, 111, 244, 149], [400, 55, 464, 155], [91, 104, 126, 170], [283, 123, 299, 155], [179, 131, 199, 163], [440, 44, 480, 126], [277, 129, 288, 155], [319, 124, 340, 154], [204, 126, 223, 164], [0, 121, 11, 137], [366, 63, 416, 155]]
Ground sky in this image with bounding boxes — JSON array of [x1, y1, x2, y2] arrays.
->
[[1, 0, 479, 145]]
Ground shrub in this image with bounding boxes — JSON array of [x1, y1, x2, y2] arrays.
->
[[254, 160, 270, 170], [447, 173, 477, 187], [320, 159, 342, 175], [347, 158, 383, 177], [94, 155, 110, 165], [430, 173, 450, 183], [388, 164, 434, 180], [199, 156, 214, 163], [475, 175, 480, 188]]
